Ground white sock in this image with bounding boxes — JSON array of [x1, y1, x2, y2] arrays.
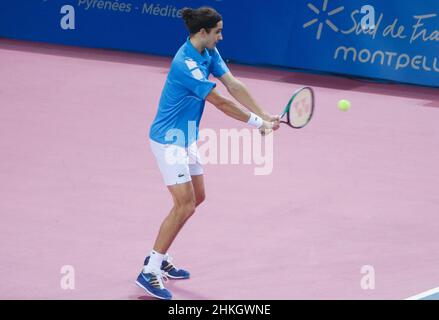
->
[[143, 250, 164, 273]]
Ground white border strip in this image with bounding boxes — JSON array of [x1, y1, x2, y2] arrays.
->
[[406, 287, 439, 300]]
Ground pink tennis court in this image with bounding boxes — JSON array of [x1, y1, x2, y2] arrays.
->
[[1, 38, 438, 300]]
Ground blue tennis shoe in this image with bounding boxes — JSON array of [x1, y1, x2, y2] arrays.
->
[[135, 269, 172, 300]]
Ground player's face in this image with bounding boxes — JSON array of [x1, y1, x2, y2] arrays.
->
[[205, 21, 223, 49]]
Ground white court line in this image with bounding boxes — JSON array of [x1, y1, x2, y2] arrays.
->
[[405, 287, 439, 300]]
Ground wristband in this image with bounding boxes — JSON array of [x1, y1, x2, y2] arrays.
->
[[247, 112, 263, 129]]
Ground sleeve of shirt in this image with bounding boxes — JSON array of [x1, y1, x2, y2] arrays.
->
[[210, 48, 230, 78], [176, 59, 216, 100]]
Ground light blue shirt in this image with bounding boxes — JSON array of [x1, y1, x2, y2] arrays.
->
[[149, 38, 230, 147]]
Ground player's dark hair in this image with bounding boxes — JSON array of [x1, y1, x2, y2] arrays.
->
[[181, 7, 222, 34]]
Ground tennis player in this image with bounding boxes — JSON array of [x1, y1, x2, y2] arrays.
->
[[136, 6, 280, 300]]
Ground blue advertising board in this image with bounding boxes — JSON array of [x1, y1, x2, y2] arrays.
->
[[1, 0, 437, 86]]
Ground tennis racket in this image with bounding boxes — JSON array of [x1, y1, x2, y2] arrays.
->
[[280, 86, 315, 129]]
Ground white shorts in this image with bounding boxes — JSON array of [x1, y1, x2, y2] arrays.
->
[[150, 139, 204, 186]]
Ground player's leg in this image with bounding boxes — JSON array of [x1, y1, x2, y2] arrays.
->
[[147, 142, 204, 280], [146, 144, 205, 281], [137, 141, 195, 299]]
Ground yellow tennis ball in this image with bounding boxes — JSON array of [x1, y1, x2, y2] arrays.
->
[[338, 99, 351, 111]]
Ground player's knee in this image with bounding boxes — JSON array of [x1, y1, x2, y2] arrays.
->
[[175, 199, 196, 220], [182, 202, 196, 220]]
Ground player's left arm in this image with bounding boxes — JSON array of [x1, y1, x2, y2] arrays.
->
[[219, 72, 279, 123]]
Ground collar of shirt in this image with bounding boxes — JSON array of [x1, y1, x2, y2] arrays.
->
[[185, 37, 210, 66]]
